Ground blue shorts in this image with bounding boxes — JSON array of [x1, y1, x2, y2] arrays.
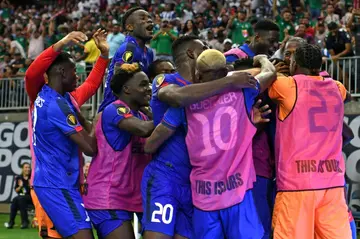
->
[[141, 168, 193, 238], [252, 176, 275, 239], [87, 210, 142, 239], [34, 187, 92, 238], [193, 190, 264, 239]]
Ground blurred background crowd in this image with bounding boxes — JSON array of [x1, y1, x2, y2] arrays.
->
[[0, 0, 359, 107]]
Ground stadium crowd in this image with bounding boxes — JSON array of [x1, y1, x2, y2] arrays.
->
[[2, 0, 360, 239], [0, 0, 360, 79]]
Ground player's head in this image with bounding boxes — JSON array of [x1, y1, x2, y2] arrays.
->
[[172, 35, 209, 81], [196, 49, 227, 83], [110, 63, 151, 107], [252, 20, 280, 56], [148, 59, 175, 83], [22, 163, 31, 176], [122, 7, 154, 41], [46, 52, 79, 93], [290, 43, 322, 76], [327, 22, 338, 36], [283, 37, 306, 65]]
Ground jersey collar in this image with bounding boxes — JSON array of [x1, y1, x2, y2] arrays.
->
[[240, 44, 255, 58], [174, 72, 191, 85]]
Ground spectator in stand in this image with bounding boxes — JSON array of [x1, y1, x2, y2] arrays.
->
[[5, 163, 32, 229], [152, 19, 178, 61], [227, 9, 253, 45], [325, 5, 341, 25], [9, 35, 26, 59], [223, 38, 233, 52], [207, 30, 224, 51], [77, 30, 101, 71], [10, 52, 25, 75], [295, 23, 315, 44], [315, 22, 327, 48], [326, 21, 354, 62], [27, 28, 45, 60], [273, 1, 295, 42], [307, 0, 322, 19], [106, 23, 125, 60], [160, 3, 176, 20], [182, 20, 199, 36]]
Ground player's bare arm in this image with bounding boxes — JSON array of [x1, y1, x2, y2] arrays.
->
[[158, 71, 258, 108], [118, 117, 155, 137], [253, 55, 277, 93], [144, 124, 175, 154]]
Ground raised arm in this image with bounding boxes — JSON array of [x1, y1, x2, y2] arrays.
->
[[158, 71, 258, 108], [70, 29, 109, 106], [25, 31, 88, 103]]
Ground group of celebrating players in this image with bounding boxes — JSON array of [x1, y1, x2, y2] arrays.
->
[[24, 5, 356, 239]]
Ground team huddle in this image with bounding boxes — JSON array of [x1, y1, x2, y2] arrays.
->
[[25, 6, 355, 239]]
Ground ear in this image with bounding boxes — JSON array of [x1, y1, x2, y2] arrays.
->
[[123, 85, 131, 94], [186, 49, 195, 59], [254, 33, 261, 42], [126, 23, 133, 32]]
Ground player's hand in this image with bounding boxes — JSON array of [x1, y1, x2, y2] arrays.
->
[[61, 31, 88, 46], [272, 60, 290, 75], [253, 99, 271, 124], [227, 71, 258, 89], [93, 28, 109, 56], [331, 55, 339, 62], [18, 179, 23, 187], [253, 54, 269, 67]]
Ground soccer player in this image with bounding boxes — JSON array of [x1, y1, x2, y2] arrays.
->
[[224, 20, 280, 63], [148, 59, 175, 83], [269, 44, 351, 239], [25, 30, 109, 239], [32, 50, 102, 239], [225, 21, 280, 239], [144, 49, 277, 239], [99, 7, 154, 112], [141, 36, 259, 239], [83, 63, 153, 239]]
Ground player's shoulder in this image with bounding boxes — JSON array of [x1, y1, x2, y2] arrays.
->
[[116, 41, 138, 62], [152, 73, 177, 90], [107, 100, 132, 116]]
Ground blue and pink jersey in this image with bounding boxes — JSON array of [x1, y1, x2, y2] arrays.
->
[[147, 73, 192, 184], [83, 100, 151, 212], [162, 85, 260, 210]]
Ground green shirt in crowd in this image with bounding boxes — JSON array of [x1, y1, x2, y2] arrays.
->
[[305, 0, 322, 9], [276, 15, 295, 42], [16, 36, 27, 52], [230, 19, 253, 45], [152, 30, 178, 55]]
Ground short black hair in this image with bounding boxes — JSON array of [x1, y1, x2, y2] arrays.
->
[[46, 52, 73, 76], [294, 43, 322, 71], [148, 59, 172, 81], [122, 7, 144, 30], [254, 19, 279, 32], [172, 35, 199, 55], [233, 58, 254, 71], [171, 35, 199, 62], [110, 63, 141, 95], [327, 22, 338, 31]]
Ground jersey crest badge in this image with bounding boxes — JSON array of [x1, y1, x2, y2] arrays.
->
[[117, 106, 130, 115], [67, 114, 77, 126], [155, 74, 165, 87], [122, 51, 134, 62]]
